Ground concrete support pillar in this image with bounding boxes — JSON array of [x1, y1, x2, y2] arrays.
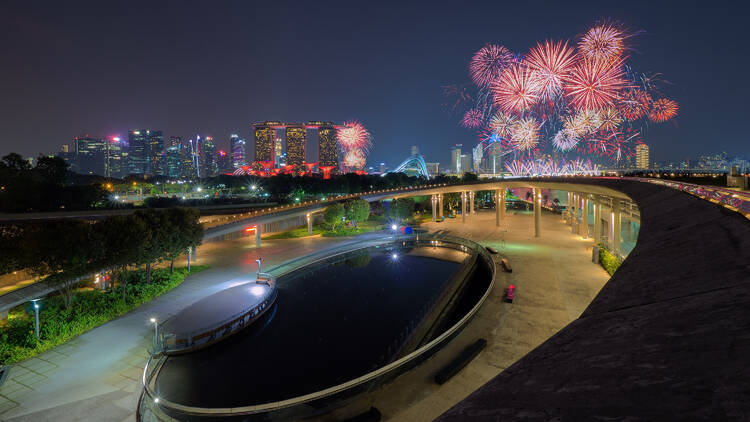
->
[[461, 192, 467, 223], [495, 189, 505, 226], [255, 225, 262, 247], [594, 195, 602, 244], [431, 195, 437, 222], [613, 200, 622, 257], [438, 194, 444, 219], [534, 188, 541, 238], [570, 192, 578, 234], [469, 191, 475, 214], [307, 213, 313, 235], [567, 191, 572, 224], [582, 195, 589, 239]]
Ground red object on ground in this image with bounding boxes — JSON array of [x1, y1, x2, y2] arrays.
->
[[506, 284, 516, 300]]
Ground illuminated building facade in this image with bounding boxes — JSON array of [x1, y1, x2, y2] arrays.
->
[[636, 143, 650, 169], [165, 145, 182, 178], [145, 130, 164, 175], [450, 145, 462, 174], [217, 150, 232, 173], [127, 129, 163, 176], [253, 121, 279, 164], [285, 125, 306, 166], [316, 122, 338, 168], [274, 138, 284, 167], [230, 134, 246, 168], [199, 136, 217, 177]]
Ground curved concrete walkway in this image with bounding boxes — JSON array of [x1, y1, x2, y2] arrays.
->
[[438, 178, 750, 421]]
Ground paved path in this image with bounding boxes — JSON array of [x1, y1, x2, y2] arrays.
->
[[0, 234, 361, 421]]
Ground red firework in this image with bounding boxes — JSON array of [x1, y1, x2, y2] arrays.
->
[[565, 57, 629, 111], [524, 39, 578, 100], [579, 23, 626, 62], [617, 89, 652, 121], [461, 108, 484, 128], [469, 44, 515, 87], [649, 98, 678, 122], [490, 64, 540, 113]]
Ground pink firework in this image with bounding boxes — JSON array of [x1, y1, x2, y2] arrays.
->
[[552, 128, 580, 151], [461, 108, 484, 128], [337, 121, 371, 151], [618, 89, 652, 121], [565, 57, 629, 111], [491, 64, 540, 113], [342, 149, 366, 170], [579, 24, 626, 62], [524, 40, 578, 100], [469, 44, 515, 87]]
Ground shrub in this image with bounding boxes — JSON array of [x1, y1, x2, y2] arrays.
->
[[598, 244, 621, 276], [0, 265, 207, 364]]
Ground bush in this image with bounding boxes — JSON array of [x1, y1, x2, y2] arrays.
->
[[0, 265, 207, 364], [598, 244, 621, 276]]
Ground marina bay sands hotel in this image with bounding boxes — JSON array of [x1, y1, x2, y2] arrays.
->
[[252, 121, 344, 169]]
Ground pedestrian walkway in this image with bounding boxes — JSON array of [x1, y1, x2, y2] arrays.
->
[[0, 234, 360, 421]]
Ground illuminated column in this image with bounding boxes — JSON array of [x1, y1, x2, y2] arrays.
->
[[534, 188, 541, 237], [570, 192, 578, 234], [567, 192, 572, 224], [495, 189, 505, 226], [255, 225, 262, 247], [613, 200, 622, 257], [594, 195, 602, 244], [469, 191, 475, 215], [582, 195, 589, 239], [461, 191, 467, 223], [438, 194, 443, 219], [307, 213, 313, 235], [431, 195, 437, 222]]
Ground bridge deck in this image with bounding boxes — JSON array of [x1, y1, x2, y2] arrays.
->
[[437, 178, 750, 421]]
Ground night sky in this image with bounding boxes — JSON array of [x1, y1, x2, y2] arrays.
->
[[1, 0, 747, 168]]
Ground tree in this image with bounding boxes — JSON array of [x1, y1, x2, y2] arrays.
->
[[387, 198, 415, 222], [99, 215, 148, 301], [323, 203, 345, 230], [23, 221, 103, 308], [131, 209, 170, 284], [462, 172, 478, 182], [345, 199, 370, 227], [163, 208, 204, 273]]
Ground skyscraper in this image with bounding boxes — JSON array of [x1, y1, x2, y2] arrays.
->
[[274, 138, 284, 167], [229, 134, 246, 168], [487, 142, 503, 174], [167, 136, 182, 148], [127, 130, 162, 176], [200, 136, 217, 177], [317, 122, 338, 168], [73, 135, 106, 175], [104, 136, 125, 178], [285, 124, 306, 166], [460, 154, 471, 175], [165, 145, 182, 178], [253, 121, 278, 165], [217, 150, 232, 173], [636, 143, 650, 169], [450, 145, 462, 174]]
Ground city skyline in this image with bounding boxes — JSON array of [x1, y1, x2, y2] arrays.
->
[[1, 1, 748, 168]]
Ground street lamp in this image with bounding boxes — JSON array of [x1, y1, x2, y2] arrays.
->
[[30, 299, 41, 339], [150, 318, 158, 349]]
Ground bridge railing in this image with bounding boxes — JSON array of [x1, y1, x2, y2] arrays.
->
[[626, 177, 750, 219]]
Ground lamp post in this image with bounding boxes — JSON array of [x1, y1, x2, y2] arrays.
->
[[186, 247, 191, 272], [31, 299, 40, 339], [150, 318, 158, 349]]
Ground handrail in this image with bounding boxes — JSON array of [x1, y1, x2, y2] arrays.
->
[[624, 177, 750, 218], [141, 234, 495, 417]]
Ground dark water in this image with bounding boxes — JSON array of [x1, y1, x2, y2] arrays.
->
[[154, 246, 471, 408]]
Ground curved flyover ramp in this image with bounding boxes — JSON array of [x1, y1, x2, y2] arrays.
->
[[438, 177, 750, 421]]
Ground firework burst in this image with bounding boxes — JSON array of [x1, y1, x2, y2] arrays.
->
[[491, 64, 540, 113], [649, 98, 678, 122], [510, 117, 540, 151], [566, 57, 629, 111], [553, 128, 580, 151], [337, 121, 371, 172], [525, 40, 578, 100], [598, 107, 623, 132], [617, 88, 652, 121], [488, 112, 517, 138], [564, 109, 602, 135], [469, 44, 515, 87], [461, 108, 484, 128], [578, 23, 626, 62]]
